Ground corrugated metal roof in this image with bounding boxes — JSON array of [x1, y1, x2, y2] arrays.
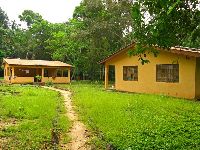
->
[[99, 43, 200, 64], [3, 58, 72, 67]]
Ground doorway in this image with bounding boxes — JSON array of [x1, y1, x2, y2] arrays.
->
[[34, 68, 42, 82], [108, 65, 115, 89]]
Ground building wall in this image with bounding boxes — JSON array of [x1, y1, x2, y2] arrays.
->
[[12, 77, 34, 83], [42, 77, 70, 83], [105, 50, 196, 99], [4, 63, 10, 82]]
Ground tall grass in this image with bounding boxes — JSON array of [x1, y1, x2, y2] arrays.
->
[[0, 84, 70, 149], [57, 82, 200, 149]]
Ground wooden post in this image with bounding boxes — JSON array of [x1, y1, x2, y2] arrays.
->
[[4, 68, 6, 79], [12, 67, 15, 77], [105, 65, 109, 89], [11, 67, 15, 83], [41, 68, 44, 82], [68, 67, 71, 81], [4, 67, 6, 77]]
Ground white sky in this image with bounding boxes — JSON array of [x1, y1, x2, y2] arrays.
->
[[0, 0, 82, 24]]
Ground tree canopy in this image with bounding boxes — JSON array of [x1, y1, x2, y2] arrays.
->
[[132, 0, 200, 47]]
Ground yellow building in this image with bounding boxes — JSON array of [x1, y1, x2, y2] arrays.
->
[[3, 58, 71, 84], [100, 43, 200, 99]]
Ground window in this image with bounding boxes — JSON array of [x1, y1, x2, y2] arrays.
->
[[63, 69, 68, 77], [14, 68, 34, 77], [156, 64, 179, 83], [57, 69, 62, 77], [44, 69, 49, 77], [123, 66, 138, 81]]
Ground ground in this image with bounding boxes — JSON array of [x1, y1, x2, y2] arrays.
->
[[0, 81, 200, 149], [0, 84, 70, 149], [56, 81, 200, 150]]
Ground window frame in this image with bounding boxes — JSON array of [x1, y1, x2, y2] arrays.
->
[[56, 69, 63, 77], [14, 68, 34, 77], [123, 66, 138, 81], [63, 69, 68, 77], [44, 69, 49, 77], [156, 64, 179, 83]]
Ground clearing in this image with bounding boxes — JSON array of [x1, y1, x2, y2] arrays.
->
[[1, 81, 200, 149], [56, 81, 200, 150], [0, 84, 70, 149]]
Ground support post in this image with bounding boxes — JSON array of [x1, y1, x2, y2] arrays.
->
[[4, 67, 6, 81], [41, 68, 44, 82], [105, 65, 109, 89], [12, 67, 15, 77], [68, 67, 71, 81], [11, 67, 15, 83]]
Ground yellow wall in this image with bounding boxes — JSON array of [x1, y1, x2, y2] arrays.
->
[[105, 49, 197, 99], [3, 63, 71, 84], [4, 63, 10, 83], [42, 77, 70, 83], [12, 77, 34, 83]]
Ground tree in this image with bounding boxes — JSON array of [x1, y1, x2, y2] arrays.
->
[[72, 0, 134, 79], [16, 10, 53, 60], [19, 10, 43, 27], [131, 1, 200, 54], [0, 7, 13, 60], [46, 20, 88, 79], [120, 0, 200, 64]]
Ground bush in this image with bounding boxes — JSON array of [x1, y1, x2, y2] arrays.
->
[[45, 80, 54, 86]]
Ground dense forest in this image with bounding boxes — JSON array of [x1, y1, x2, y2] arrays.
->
[[1, 0, 200, 79]]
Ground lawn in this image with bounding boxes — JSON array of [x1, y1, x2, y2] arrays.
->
[[56, 81, 200, 150], [0, 84, 70, 149]]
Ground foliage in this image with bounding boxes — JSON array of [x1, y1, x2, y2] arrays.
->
[[0, 84, 70, 149], [132, 0, 200, 47], [45, 80, 54, 86], [130, 0, 200, 63], [71, 0, 133, 79], [0, 8, 12, 60], [57, 82, 200, 149], [19, 10, 43, 27], [35, 75, 42, 83]]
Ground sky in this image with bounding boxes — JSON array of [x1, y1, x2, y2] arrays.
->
[[0, 0, 82, 24]]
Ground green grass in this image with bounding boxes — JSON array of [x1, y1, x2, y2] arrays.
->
[[0, 84, 70, 149], [57, 81, 200, 149]]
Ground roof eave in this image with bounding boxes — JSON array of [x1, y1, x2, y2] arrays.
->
[[6, 64, 72, 67]]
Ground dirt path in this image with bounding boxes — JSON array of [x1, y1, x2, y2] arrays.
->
[[43, 86, 90, 150]]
